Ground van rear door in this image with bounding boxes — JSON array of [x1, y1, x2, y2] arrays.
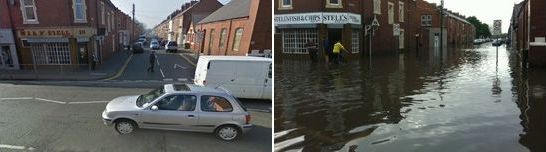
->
[[194, 58, 208, 85], [261, 63, 272, 99]]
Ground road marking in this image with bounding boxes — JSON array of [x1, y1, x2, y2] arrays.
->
[[68, 101, 109, 104], [104, 53, 134, 80], [0, 97, 33, 100], [0, 144, 36, 151], [173, 64, 187, 69], [163, 78, 174, 81], [178, 54, 197, 67], [177, 78, 188, 81], [160, 69, 165, 78], [34, 98, 66, 104]]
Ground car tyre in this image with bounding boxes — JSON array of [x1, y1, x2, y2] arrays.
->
[[215, 125, 240, 141], [115, 119, 137, 134]]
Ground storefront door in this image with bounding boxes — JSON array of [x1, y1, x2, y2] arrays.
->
[[327, 29, 342, 51]]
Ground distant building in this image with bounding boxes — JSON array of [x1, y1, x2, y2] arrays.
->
[[192, 0, 271, 56], [510, 0, 546, 67], [2, 0, 138, 69], [493, 20, 502, 36]]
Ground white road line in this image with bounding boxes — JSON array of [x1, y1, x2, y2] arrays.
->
[[160, 69, 165, 78], [163, 78, 174, 81], [177, 78, 188, 81], [0, 144, 35, 151], [67, 101, 109, 104], [34, 98, 66, 104], [0, 97, 33, 100]]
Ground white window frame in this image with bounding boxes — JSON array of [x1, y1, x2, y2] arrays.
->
[[399, 29, 404, 49], [399, 2, 404, 22], [279, 0, 293, 10], [281, 29, 318, 54], [373, 0, 381, 15], [232, 28, 244, 52], [72, 0, 87, 23], [351, 30, 360, 53], [421, 15, 432, 27], [326, 0, 342, 8], [111, 11, 115, 30], [30, 43, 71, 65], [101, 2, 105, 25], [20, 0, 39, 24], [219, 28, 227, 48], [388, 2, 394, 24]]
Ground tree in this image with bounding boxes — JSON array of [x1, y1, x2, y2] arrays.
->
[[466, 16, 491, 38]]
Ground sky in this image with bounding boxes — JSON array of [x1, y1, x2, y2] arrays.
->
[[425, 0, 524, 33], [111, 0, 231, 29]]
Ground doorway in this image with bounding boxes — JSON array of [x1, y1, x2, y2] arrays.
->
[[327, 29, 342, 50]]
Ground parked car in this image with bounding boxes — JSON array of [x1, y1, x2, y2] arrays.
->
[[492, 39, 503, 47], [165, 41, 178, 53], [194, 56, 272, 100], [102, 84, 253, 141], [132, 42, 144, 53], [150, 41, 160, 50]]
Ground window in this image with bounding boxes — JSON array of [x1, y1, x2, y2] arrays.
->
[[281, 29, 318, 54], [101, 2, 105, 25], [111, 11, 115, 30], [30, 43, 71, 65], [232, 28, 244, 52], [351, 30, 360, 53], [399, 2, 404, 22], [326, 0, 342, 8], [156, 95, 197, 111], [201, 96, 233, 112], [279, 0, 292, 9], [73, 0, 87, 23], [373, 0, 381, 14], [421, 15, 432, 26], [399, 29, 404, 49], [20, 0, 38, 24], [219, 28, 227, 48], [388, 2, 394, 24], [208, 29, 215, 52]]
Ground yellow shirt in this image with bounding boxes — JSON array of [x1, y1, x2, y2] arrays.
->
[[333, 42, 345, 54]]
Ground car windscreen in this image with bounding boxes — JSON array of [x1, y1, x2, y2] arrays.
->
[[136, 87, 164, 107]]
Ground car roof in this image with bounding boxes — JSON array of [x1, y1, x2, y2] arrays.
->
[[164, 84, 227, 95], [199, 56, 271, 62]]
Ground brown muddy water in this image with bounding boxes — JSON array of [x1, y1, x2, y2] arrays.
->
[[274, 43, 545, 152]]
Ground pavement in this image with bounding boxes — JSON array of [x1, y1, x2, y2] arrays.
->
[[0, 83, 272, 152]]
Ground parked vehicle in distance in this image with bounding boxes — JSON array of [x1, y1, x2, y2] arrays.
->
[[138, 38, 147, 44], [492, 39, 503, 47], [150, 41, 160, 50], [194, 56, 272, 100], [102, 84, 253, 141], [132, 42, 144, 53], [165, 41, 178, 53]]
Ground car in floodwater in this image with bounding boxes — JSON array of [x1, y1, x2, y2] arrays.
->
[[101, 84, 253, 141]]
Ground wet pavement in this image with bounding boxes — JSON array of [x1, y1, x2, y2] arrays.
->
[[274, 43, 545, 152]]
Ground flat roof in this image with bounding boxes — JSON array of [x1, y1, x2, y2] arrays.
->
[[199, 56, 272, 62]]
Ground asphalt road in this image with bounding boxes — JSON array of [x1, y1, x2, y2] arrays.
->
[[0, 83, 271, 152], [117, 48, 195, 82]]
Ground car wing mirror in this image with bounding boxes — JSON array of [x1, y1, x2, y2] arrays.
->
[[151, 105, 158, 111]]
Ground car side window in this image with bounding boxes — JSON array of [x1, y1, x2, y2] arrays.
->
[[156, 95, 196, 111], [200, 95, 233, 112]]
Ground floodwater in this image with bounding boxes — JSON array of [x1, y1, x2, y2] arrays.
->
[[274, 44, 545, 152]]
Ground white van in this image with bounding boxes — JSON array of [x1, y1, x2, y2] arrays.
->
[[194, 56, 272, 100]]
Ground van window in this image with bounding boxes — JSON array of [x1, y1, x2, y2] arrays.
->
[[201, 95, 233, 112]]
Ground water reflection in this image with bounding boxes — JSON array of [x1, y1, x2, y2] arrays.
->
[[274, 44, 545, 152]]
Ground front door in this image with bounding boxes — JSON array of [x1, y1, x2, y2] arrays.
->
[[141, 94, 198, 130], [262, 63, 272, 99], [327, 28, 343, 52]]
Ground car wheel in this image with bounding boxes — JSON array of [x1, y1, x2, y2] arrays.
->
[[215, 125, 240, 141], [115, 119, 136, 134]]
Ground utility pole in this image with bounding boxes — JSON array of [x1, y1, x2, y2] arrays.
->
[[440, 0, 444, 52], [132, 3, 135, 44]]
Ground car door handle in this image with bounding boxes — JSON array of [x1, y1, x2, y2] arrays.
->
[[187, 115, 195, 118]]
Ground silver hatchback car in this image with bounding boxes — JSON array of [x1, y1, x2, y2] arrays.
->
[[102, 84, 252, 141]]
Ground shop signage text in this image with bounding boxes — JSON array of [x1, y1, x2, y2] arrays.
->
[[275, 12, 361, 25], [18, 28, 96, 38]]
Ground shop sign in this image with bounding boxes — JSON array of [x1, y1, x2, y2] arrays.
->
[[0, 29, 15, 44], [275, 12, 361, 25], [18, 27, 96, 38]]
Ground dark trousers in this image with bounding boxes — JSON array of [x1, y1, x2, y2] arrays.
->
[[332, 53, 340, 64], [308, 49, 318, 62], [147, 62, 155, 72]]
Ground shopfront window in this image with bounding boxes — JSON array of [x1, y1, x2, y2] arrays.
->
[[31, 43, 71, 65], [20, 0, 38, 24], [281, 29, 318, 54], [351, 30, 360, 53]]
